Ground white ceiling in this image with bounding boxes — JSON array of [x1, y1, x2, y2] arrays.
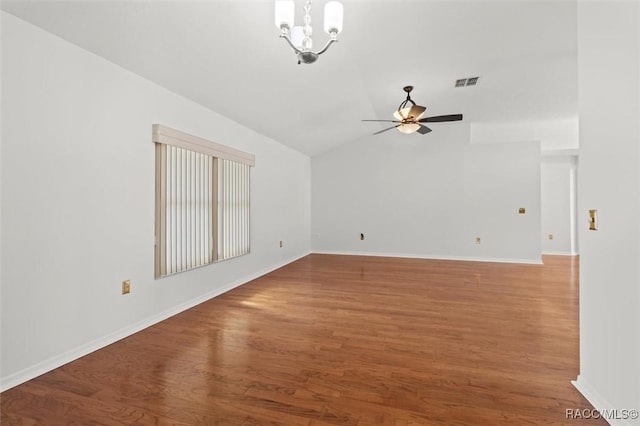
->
[[1, 0, 578, 156]]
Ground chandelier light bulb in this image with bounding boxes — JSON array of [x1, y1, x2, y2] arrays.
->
[[324, 1, 344, 35], [290, 26, 304, 49], [275, 0, 295, 30]]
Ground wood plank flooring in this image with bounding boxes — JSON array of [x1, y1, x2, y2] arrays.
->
[[1, 254, 604, 425]]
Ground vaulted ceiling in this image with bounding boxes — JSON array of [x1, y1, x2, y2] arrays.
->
[[1, 0, 578, 156]]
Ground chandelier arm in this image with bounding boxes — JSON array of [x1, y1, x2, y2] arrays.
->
[[315, 38, 337, 56], [280, 33, 304, 55]]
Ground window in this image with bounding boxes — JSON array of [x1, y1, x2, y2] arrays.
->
[[153, 125, 254, 278]]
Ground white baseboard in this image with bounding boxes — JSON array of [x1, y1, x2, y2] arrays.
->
[[0, 251, 310, 392], [572, 375, 635, 426], [312, 250, 543, 265], [542, 251, 579, 256]]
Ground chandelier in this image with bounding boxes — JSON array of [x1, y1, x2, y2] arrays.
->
[[275, 0, 344, 64]]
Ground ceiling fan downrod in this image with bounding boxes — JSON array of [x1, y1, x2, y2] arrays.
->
[[397, 85, 418, 111]]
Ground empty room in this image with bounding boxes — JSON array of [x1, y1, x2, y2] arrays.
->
[[1, 1, 638, 425]]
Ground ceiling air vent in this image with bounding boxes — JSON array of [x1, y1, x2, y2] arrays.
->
[[455, 76, 480, 87], [465, 77, 479, 86]]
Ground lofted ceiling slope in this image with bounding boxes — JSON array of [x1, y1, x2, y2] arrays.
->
[[1, 0, 578, 156]]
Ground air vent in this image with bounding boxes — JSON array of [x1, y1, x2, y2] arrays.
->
[[466, 77, 479, 86], [455, 76, 480, 87]]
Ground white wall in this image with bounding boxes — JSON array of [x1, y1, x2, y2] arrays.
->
[[575, 2, 640, 424], [311, 124, 542, 263], [470, 118, 580, 258], [470, 118, 578, 151], [541, 156, 577, 255], [0, 12, 311, 390]]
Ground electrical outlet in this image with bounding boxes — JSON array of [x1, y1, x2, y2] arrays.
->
[[589, 209, 598, 230], [548, 234, 554, 240], [122, 280, 131, 295], [475, 237, 481, 244], [518, 207, 526, 214]]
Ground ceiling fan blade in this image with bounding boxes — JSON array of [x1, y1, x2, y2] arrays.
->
[[408, 105, 427, 120], [419, 114, 463, 123], [417, 125, 432, 134], [362, 119, 401, 123], [373, 125, 400, 135]]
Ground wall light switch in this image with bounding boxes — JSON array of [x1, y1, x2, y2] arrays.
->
[[122, 280, 131, 295]]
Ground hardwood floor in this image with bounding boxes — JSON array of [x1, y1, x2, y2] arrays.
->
[[2, 254, 604, 425]]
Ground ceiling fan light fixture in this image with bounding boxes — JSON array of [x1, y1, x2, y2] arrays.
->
[[398, 123, 421, 134], [393, 108, 408, 121], [393, 106, 425, 120]]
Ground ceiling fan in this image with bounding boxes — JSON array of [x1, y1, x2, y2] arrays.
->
[[363, 86, 463, 135]]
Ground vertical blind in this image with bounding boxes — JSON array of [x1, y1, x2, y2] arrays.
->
[[218, 159, 251, 261], [156, 144, 215, 276], [153, 125, 254, 278]]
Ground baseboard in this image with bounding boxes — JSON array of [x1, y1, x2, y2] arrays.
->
[[572, 375, 635, 426], [542, 251, 579, 256], [311, 250, 543, 265], [0, 251, 311, 392]]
